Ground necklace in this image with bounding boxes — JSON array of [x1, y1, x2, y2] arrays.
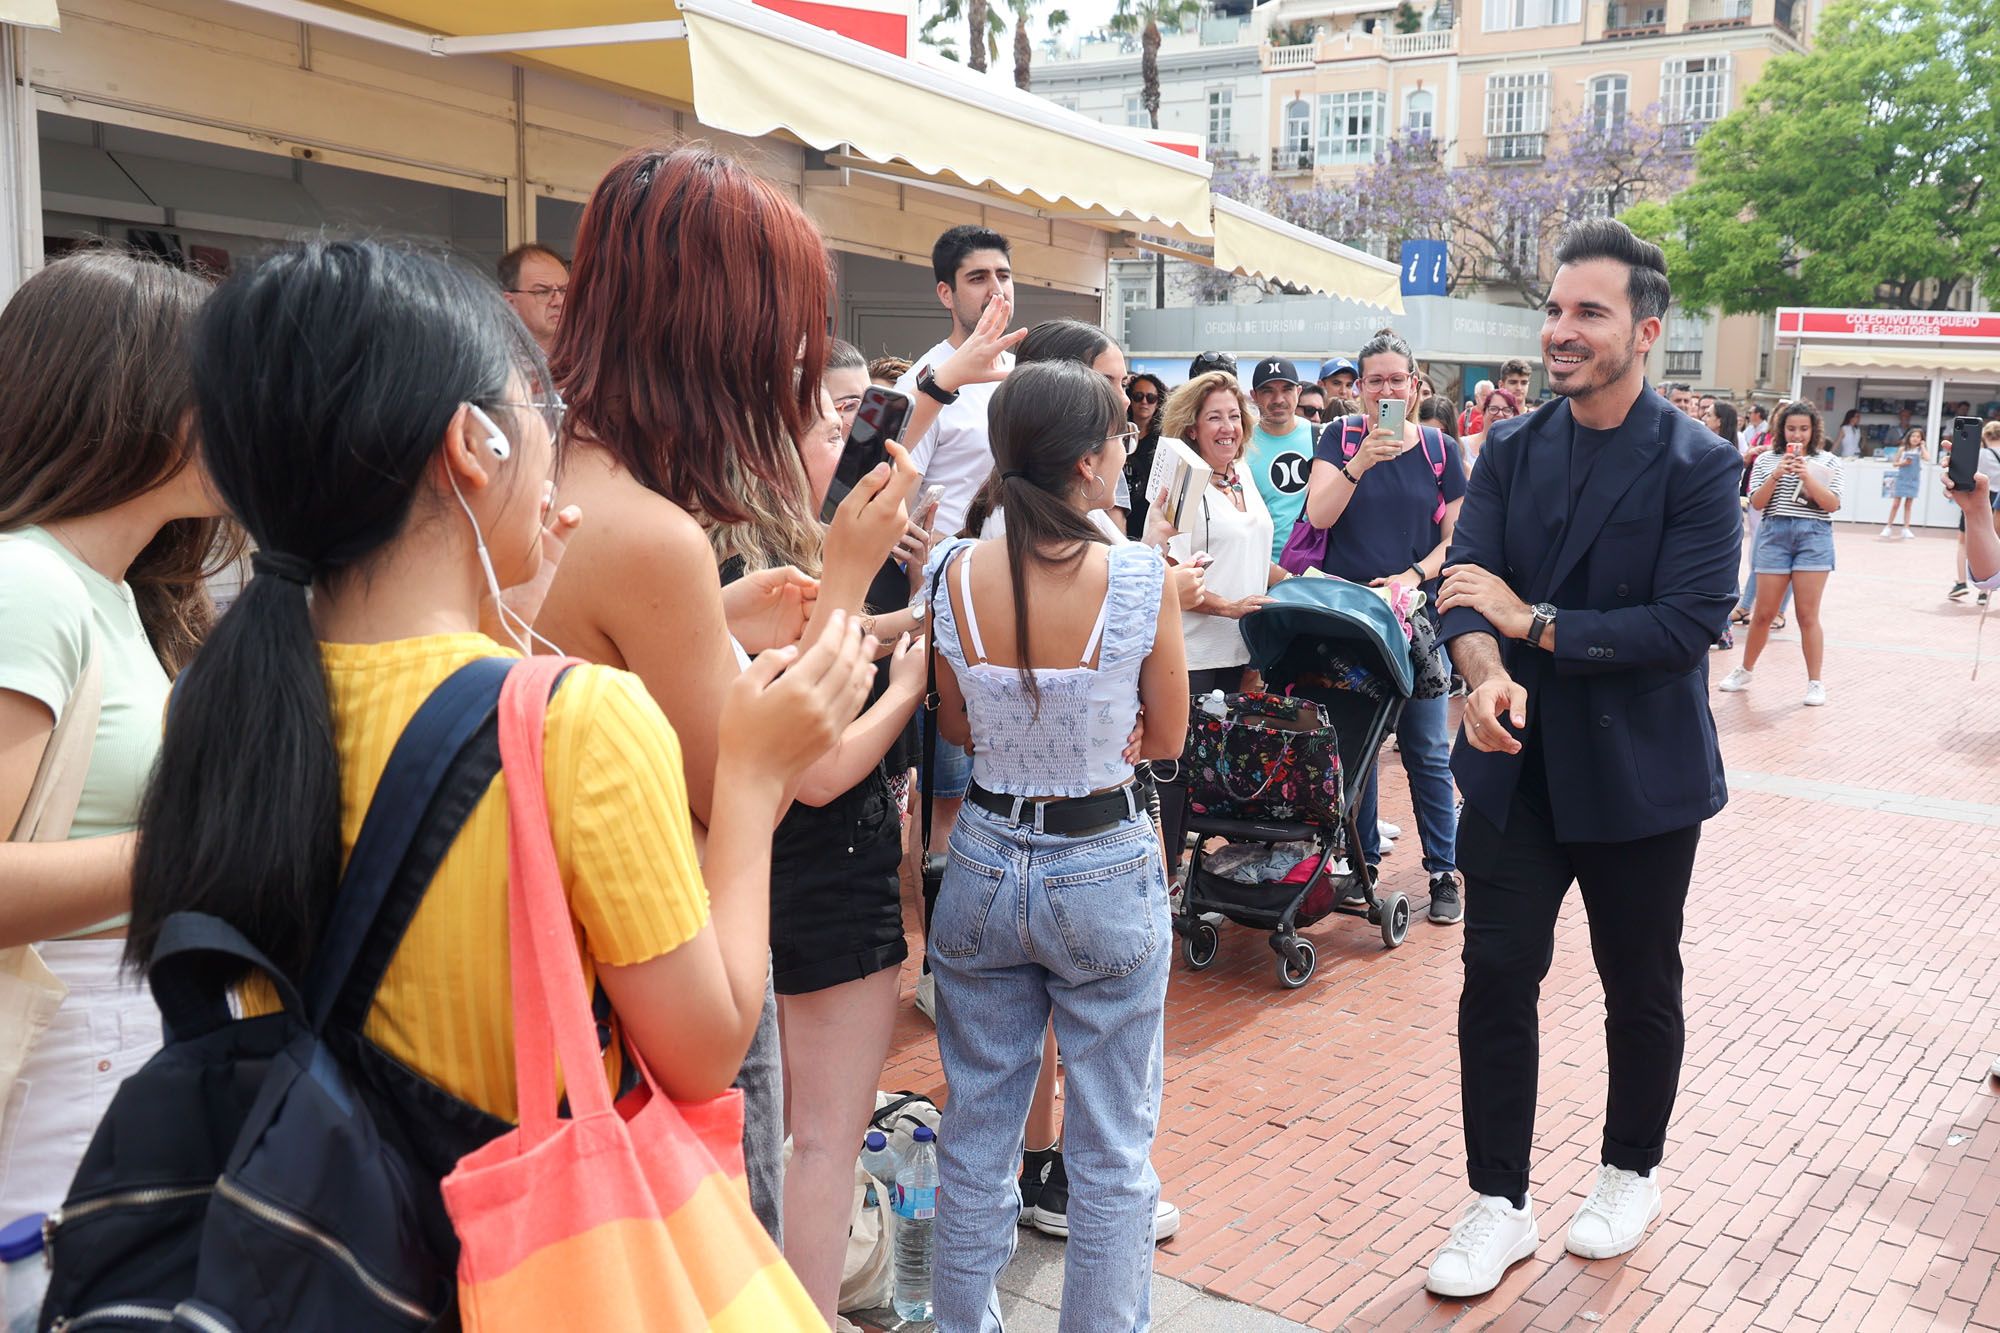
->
[[1209, 465, 1242, 496]]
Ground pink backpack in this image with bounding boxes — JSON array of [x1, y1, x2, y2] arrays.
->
[[1276, 415, 1449, 575]]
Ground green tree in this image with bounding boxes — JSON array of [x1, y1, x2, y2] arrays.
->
[[1109, 0, 1202, 128], [919, 0, 1003, 66], [1395, 2, 1423, 34], [1004, 0, 1070, 90], [1627, 0, 2000, 313]]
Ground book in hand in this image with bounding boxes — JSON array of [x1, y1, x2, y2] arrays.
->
[[1145, 436, 1213, 533]]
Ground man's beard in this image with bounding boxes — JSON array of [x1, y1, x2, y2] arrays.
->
[[1547, 334, 1636, 401]]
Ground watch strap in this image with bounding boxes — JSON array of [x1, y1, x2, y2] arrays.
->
[[917, 368, 959, 406]]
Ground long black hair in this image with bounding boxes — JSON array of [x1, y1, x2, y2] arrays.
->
[[987, 360, 1124, 706], [1709, 401, 1739, 445], [962, 319, 1122, 539], [128, 240, 545, 979]]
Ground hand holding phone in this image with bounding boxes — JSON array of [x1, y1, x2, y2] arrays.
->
[[1948, 416, 1984, 493], [1376, 397, 1408, 438], [835, 386, 915, 491]]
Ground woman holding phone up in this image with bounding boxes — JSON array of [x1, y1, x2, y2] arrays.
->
[[1300, 328, 1468, 923]]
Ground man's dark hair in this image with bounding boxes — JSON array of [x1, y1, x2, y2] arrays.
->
[[1189, 350, 1237, 379], [1663, 382, 1689, 395], [1552, 219, 1670, 323], [1500, 357, 1532, 380], [1297, 383, 1326, 403], [828, 338, 866, 373], [932, 225, 1010, 288], [497, 243, 565, 292]]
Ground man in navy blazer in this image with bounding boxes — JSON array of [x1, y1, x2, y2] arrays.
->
[[1420, 221, 1742, 1300]]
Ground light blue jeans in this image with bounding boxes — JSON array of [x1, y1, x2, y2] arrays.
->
[[930, 800, 1171, 1333], [1356, 687, 1458, 874]]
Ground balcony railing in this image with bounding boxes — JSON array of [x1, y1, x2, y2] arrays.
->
[[1258, 24, 1458, 70], [1603, 2, 1665, 35], [1271, 146, 1317, 173], [1664, 351, 1703, 377], [1487, 133, 1546, 161], [1685, 0, 1751, 29]]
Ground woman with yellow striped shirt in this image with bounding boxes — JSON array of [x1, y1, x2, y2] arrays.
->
[[125, 240, 874, 1320]]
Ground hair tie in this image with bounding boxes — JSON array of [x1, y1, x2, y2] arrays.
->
[[1001, 470, 1029, 482], [251, 549, 316, 586]]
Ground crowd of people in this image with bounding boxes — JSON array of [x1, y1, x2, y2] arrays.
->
[[1, 138, 1996, 1333]]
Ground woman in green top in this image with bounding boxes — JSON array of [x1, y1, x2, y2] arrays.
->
[[0, 251, 238, 1225]]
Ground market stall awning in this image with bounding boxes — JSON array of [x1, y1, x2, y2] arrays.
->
[[1799, 345, 2000, 378], [1210, 195, 1404, 313], [229, 0, 1212, 235], [0, 1, 57, 28]]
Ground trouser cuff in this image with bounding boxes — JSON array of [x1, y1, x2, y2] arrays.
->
[[1468, 1167, 1529, 1202]]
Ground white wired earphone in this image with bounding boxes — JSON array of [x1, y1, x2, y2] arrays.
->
[[454, 403, 563, 656]]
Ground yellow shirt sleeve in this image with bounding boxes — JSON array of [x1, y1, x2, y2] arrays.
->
[[547, 666, 711, 969]]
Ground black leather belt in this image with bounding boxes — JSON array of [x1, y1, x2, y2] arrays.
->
[[968, 781, 1144, 835]]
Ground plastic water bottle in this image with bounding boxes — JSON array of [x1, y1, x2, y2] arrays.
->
[[859, 1130, 900, 1185], [890, 1125, 939, 1322], [1200, 689, 1229, 718], [0, 1214, 47, 1333]]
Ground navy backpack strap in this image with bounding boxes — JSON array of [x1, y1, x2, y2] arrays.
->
[[149, 911, 302, 1043]]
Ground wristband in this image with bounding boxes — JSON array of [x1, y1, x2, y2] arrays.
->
[[1338, 462, 1361, 486], [916, 367, 959, 406]]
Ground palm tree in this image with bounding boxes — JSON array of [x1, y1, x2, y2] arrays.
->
[[919, 0, 1003, 66], [1109, 0, 1202, 128], [1004, 0, 1072, 90]]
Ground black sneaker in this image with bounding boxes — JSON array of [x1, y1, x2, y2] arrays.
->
[[1982, 592, 1992, 607], [1949, 583, 1970, 600], [1428, 873, 1464, 925], [1018, 1147, 1059, 1224], [1030, 1151, 1071, 1236]]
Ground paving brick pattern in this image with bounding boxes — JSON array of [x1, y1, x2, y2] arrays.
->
[[876, 525, 2000, 1331]]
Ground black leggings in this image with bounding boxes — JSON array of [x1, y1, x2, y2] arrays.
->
[[1455, 769, 1702, 1202], [1156, 666, 1248, 866]]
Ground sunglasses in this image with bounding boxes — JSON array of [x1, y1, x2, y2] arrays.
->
[[1298, 404, 1324, 420], [1131, 392, 1160, 405]]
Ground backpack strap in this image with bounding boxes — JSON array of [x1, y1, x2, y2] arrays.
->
[[307, 657, 575, 1036], [1335, 414, 1366, 461], [1418, 425, 1448, 525], [149, 910, 303, 1042]]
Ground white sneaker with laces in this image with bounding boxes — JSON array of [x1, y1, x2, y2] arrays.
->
[[1378, 819, 1403, 840], [1717, 666, 1753, 693], [1424, 1194, 1539, 1298], [1803, 681, 1827, 707], [1565, 1165, 1662, 1260]]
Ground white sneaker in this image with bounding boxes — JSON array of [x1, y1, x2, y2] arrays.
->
[[1902, 527, 1917, 540], [1879, 526, 1895, 539], [1990, 1052, 2000, 1080], [1803, 681, 1827, 707], [914, 971, 936, 1025], [1717, 666, 1753, 693], [1424, 1194, 1539, 1298], [1565, 1165, 1662, 1260], [1153, 1197, 1182, 1243], [1378, 819, 1403, 840]]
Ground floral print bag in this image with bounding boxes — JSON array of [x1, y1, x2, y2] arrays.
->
[[1183, 692, 1343, 828]]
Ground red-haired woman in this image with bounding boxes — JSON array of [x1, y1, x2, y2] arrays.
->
[[533, 147, 918, 1311]]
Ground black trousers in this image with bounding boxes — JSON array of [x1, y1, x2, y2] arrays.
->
[[1456, 767, 1702, 1202]]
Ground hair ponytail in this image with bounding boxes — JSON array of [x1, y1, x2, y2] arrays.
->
[[985, 360, 1123, 709], [127, 240, 543, 981]]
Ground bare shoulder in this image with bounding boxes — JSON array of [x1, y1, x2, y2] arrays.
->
[[561, 447, 710, 563]]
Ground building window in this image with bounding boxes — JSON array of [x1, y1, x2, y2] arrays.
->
[[1483, 72, 1549, 160], [1665, 312, 1705, 378], [1404, 88, 1435, 138], [1125, 93, 1148, 128], [1582, 185, 1617, 219], [1483, 0, 1580, 31], [1207, 88, 1233, 153], [1589, 75, 1628, 135], [1120, 284, 1152, 346], [1663, 55, 1730, 147], [1282, 98, 1313, 168], [1499, 209, 1539, 273], [1316, 90, 1387, 165]]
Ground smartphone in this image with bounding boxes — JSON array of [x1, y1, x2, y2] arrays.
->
[[1949, 415, 1984, 492], [1785, 441, 1801, 457], [915, 483, 946, 530], [835, 385, 914, 490], [1377, 397, 1407, 437]]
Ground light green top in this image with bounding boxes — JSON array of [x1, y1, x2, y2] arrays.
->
[[0, 527, 170, 933]]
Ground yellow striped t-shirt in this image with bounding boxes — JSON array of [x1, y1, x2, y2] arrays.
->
[[247, 634, 709, 1121]]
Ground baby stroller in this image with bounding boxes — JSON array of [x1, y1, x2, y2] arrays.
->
[[1169, 578, 1420, 989]]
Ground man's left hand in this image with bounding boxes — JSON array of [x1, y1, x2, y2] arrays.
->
[[1439, 564, 1532, 640]]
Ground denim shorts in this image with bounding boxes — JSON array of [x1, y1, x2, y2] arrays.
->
[[1752, 515, 1836, 575], [920, 734, 973, 801]]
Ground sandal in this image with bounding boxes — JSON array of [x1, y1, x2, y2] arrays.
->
[[1772, 615, 1787, 630], [1730, 609, 1750, 625]]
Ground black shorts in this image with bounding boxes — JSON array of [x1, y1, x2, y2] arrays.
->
[[769, 777, 909, 995]]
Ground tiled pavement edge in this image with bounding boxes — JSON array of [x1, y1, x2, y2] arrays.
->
[[869, 525, 2000, 1332]]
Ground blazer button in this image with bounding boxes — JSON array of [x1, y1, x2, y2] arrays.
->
[[1599, 715, 1612, 728], [1616, 583, 1630, 597], [1603, 647, 1615, 659]]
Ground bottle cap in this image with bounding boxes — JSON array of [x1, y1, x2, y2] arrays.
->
[[912, 1125, 936, 1143], [0, 1213, 46, 1263], [864, 1131, 888, 1151]]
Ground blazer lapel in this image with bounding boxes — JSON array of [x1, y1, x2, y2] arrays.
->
[[1542, 388, 1668, 599]]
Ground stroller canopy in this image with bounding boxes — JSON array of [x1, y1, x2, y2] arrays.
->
[[1242, 577, 1417, 699]]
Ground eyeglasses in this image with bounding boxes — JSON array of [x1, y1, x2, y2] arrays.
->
[[833, 394, 864, 414], [506, 285, 568, 304], [1298, 404, 1324, 420], [491, 392, 567, 439], [1130, 392, 1160, 405], [1107, 426, 1140, 449], [1360, 374, 1412, 393]]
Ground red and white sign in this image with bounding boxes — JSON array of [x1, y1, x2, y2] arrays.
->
[[1776, 307, 2000, 343], [757, 0, 911, 57]]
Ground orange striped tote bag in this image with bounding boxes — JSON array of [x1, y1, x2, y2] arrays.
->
[[441, 656, 819, 1332]]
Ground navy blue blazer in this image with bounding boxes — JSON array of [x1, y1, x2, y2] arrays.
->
[[1439, 388, 1741, 844]]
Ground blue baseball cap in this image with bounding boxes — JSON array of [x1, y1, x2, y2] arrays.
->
[[1320, 358, 1358, 380]]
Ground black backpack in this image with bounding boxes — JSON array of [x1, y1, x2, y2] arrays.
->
[[41, 658, 555, 1332]]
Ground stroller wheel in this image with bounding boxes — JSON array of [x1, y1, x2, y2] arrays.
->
[[1276, 938, 1317, 989], [1183, 921, 1221, 971], [1380, 893, 1411, 948]]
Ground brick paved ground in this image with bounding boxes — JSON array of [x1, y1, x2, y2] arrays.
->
[[869, 524, 2000, 1332]]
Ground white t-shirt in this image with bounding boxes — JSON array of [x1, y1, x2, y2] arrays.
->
[[1166, 475, 1274, 671], [895, 337, 1011, 539]]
